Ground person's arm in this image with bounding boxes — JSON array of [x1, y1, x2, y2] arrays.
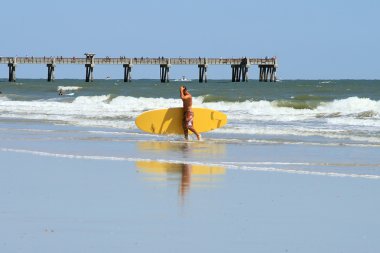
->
[[180, 86, 185, 99]]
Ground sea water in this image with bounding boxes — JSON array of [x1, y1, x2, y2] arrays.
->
[[1, 79, 380, 178]]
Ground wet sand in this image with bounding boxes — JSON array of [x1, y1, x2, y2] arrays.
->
[[1, 150, 380, 252], [1, 119, 380, 252]]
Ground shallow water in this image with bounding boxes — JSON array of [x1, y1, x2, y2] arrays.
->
[[1, 79, 380, 147]]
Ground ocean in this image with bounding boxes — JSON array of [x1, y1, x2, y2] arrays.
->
[[1, 79, 380, 144], [1, 78, 380, 178], [1, 78, 380, 252]]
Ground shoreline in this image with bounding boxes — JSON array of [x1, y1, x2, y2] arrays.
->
[[1, 117, 380, 181]]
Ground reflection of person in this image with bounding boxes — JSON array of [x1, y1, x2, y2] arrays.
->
[[180, 86, 201, 140], [179, 163, 192, 199]]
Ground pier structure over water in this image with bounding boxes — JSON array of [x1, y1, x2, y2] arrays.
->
[[0, 55, 277, 83]]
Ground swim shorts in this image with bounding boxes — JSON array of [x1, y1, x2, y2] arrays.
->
[[183, 111, 194, 129]]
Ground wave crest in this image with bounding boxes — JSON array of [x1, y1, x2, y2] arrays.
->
[[272, 99, 318, 110]]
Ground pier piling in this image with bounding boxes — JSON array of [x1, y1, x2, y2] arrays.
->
[[198, 64, 208, 83], [231, 58, 249, 82], [47, 63, 55, 82], [85, 64, 94, 82], [259, 64, 277, 82], [123, 64, 133, 82], [160, 64, 171, 83], [8, 63, 16, 82], [84, 53, 95, 82]]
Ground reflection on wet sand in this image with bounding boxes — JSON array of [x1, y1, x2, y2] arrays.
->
[[137, 140, 226, 156], [136, 140, 226, 203], [180, 163, 191, 198], [136, 161, 225, 202]]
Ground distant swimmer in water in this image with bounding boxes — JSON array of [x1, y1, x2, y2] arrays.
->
[[180, 85, 201, 141], [58, 89, 64, 96]]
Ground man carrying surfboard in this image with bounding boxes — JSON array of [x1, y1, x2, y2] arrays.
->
[[180, 86, 201, 140]]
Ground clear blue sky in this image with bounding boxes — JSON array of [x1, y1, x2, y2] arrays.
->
[[2, 0, 379, 80]]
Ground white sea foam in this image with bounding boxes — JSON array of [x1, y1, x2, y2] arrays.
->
[[2, 147, 380, 180], [57, 86, 82, 91], [221, 161, 380, 167], [0, 95, 379, 141], [0, 96, 10, 101], [232, 165, 380, 180], [317, 97, 380, 114], [2, 95, 379, 120]]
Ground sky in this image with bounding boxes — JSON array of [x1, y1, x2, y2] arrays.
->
[[1, 0, 379, 80]]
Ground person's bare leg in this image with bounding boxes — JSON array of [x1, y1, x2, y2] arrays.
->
[[188, 127, 201, 140], [183, 128, 189, 140]]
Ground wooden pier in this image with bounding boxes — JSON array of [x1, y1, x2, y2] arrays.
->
[[0, 54, 277, 83]]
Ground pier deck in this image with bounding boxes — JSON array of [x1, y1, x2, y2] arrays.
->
[[0, 56, 277, 82]]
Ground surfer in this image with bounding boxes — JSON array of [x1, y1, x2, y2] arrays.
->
[[180, 86, 201, 140]]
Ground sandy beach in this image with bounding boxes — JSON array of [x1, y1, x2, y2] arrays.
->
[[1, 118, 379, 253]]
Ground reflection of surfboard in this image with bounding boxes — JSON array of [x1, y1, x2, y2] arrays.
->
[[135, 107, 227, 135], [137, 141, 226, 155], [136, 161, 225, 175]]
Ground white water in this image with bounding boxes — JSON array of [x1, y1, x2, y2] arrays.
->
[[0, 95, 379, 143], [57, 86, 82, 91], [2, 147, 380, 180]]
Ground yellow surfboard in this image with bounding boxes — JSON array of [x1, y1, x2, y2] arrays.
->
[[135, 107, 227, 135]]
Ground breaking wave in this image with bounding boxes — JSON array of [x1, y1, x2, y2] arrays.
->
[[0, 96, 379, 141]]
